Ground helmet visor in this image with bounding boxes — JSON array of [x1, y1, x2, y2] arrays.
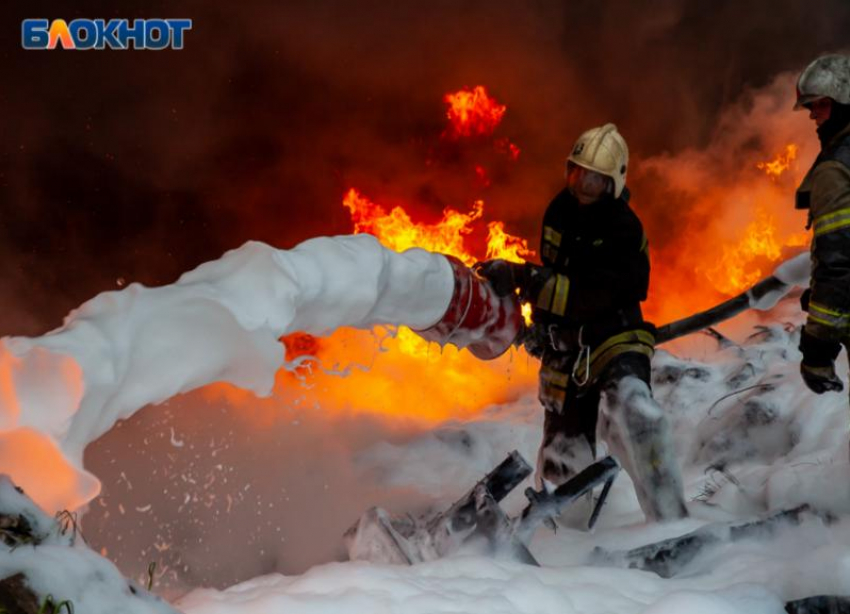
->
[[566, 163, 612, 204], [794, 93, 827, 111]]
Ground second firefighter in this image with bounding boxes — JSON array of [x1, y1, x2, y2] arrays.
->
[[478, 124, 688, 523]]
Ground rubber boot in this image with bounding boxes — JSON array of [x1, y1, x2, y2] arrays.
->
[[598, 375, 688, 522], [535, 429, 595, 528]]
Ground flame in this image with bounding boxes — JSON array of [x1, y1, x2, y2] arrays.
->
[[443, 86, 507, 138], [640, 80, 816, 325], [697, 208, 810, 296], [237, 188, 540, 424], [485, 221, 534, 262], [343, 188, 533, 268], [691, 143, 808, 298], [344, 187, 533, 357], [521, 300, 533, 327], [220, 83, 812, 428], [757, 144, 799, 180], [344, 188, 484, 266], [700, 210, 782, 294]]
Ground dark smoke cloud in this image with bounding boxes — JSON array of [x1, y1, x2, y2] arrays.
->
[[3, 0, 850, 594], [3, 0, 849, 335]]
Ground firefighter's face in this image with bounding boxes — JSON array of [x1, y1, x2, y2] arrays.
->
[[805, 98, 832, 126], [566, 164, 611, 205]]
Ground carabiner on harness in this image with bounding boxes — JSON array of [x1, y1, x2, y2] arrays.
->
[[571, 326, 592, 388], [547, 324, 561, 351]]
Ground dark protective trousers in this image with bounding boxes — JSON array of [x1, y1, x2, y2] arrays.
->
[[536, 349, 688, 522]]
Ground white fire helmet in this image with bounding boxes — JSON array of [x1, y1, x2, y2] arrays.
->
[[794, 54, 850, 110], [567, 123, 629, 198]]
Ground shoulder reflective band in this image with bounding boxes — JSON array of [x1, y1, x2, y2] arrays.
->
[[813, 207, 850, 237], [552, 275, 570, 316], [808, 301, 850, 329], [536, 276, 555, 311], [640, 233, 649, 253], [543, 226, 562, 247], [536, 274, 570, 316]]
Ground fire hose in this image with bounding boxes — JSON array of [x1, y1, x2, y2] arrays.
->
[[414, 252, 810, 358], [655, 251, 809, 343]]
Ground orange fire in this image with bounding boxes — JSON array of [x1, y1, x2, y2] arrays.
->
[[344, 187, 533, 357], [343, 188, 533, 268], [205, 87, 536, 426], [757, 144, 799, 180], [485, 221, 534, 262], [224, 189, 539, 424], [700, 210, 785, 295], [694, 143, 807, 296], [443, 85, 507, 138], [234, 86, 813, 427], [343, 188, 484, 266], [521, 300, 533, 327]]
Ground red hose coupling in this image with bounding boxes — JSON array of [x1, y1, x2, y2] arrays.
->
[[414, 256, 522, 360]]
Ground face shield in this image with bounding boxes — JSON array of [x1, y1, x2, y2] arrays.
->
[[566, 163, 613, 205]]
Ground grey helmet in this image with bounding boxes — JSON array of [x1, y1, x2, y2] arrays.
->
[[795, 54, 850, 110]]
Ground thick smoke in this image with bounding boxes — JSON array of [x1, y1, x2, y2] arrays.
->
[[3, 0, 850, 333], [3, 0, 850, 597], [635, 72, 819, 323]]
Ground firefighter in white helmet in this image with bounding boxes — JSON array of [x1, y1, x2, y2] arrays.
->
[[794, 55, 850, 399], [477, 124, 688, 523]]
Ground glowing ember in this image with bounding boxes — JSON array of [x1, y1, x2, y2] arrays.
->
[[757, 144, 799, 180], [443, 85, 507, 138], [495, 137, 521, 160]]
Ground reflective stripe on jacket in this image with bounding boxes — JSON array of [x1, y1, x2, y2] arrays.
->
[[797, 122, 850, 341], [533, 186, 650, 345]]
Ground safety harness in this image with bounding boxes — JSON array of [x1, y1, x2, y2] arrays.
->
[[539, 328, 656, 407]]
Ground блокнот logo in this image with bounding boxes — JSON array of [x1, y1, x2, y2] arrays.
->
[[22, 19, 192, 50]]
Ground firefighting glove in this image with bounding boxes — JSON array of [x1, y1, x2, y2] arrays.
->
[[522, 264, 554, 303], [799, 327, 844, 394], [521, 322, 549, 359], [473, 259, 523, 297]]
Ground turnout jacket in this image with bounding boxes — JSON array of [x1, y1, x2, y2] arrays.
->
[[797, 122, 850, 341], [532, 187, 650, 346]]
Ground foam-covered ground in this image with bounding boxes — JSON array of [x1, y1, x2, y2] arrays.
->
[[173, 303, 850, 613], [2, 234, 847, 613]]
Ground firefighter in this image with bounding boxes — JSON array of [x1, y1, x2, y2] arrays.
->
[[477, 124, 688, 523], [795, 55, 850, 398]]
